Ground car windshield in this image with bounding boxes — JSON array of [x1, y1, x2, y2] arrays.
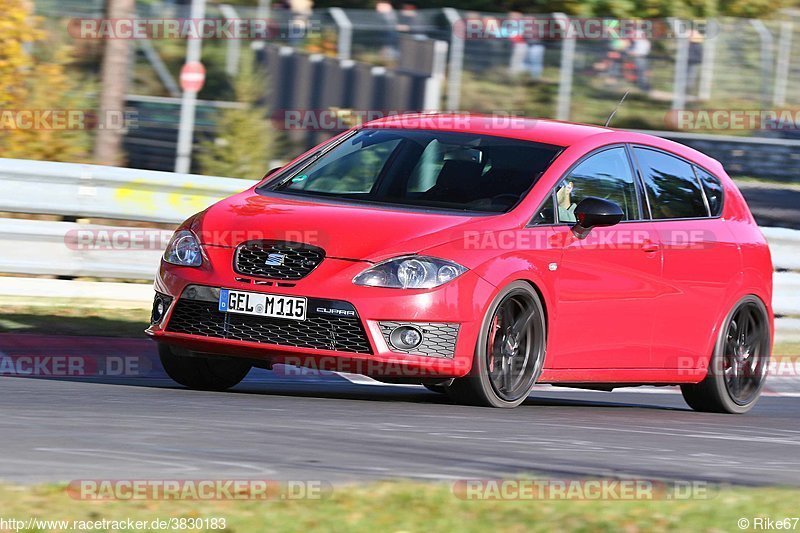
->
[[259, 129, 563, 214]]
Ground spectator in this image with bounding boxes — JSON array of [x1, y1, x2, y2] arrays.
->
[[526, 36, 545, 79], [397, 2, 422, 36], [628, 29, 651, 92], [687, 30, 704, 97], [376, 1, 399, 61], [606, 35, 629, 84], [508, 11, 527, 75]]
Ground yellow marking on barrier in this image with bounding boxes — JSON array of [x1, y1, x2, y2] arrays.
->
[[113, 181, 158, 215], [167, 182, 221, 213], [113, 180, 225, 217]]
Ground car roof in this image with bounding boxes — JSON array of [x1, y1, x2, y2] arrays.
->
[[363, 113, 614, 147]]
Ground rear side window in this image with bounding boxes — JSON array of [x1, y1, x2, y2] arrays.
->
[[694, 166, 724, 217], [633, 147, 708, 219]]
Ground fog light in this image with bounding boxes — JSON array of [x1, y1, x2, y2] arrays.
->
[[389, 326, 423, 350], [151, 294, 171, 324]]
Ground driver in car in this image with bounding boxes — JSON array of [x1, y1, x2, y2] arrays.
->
[[557, 180, 577, 223]]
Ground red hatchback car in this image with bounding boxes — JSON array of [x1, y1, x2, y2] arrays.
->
[[148, 115, 773, 413]]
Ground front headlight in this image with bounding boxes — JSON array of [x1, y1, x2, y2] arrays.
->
[[353, 256, 467, 289], [163, 230, 203, 267]]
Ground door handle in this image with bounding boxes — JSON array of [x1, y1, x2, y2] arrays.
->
[[641, 242, 660, 253]]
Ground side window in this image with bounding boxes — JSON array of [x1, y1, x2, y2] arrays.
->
[[530, 194, 556, 225], [694, 166, 724, 217], [555, 147, 641, 224], [633, 147, 709, 219]]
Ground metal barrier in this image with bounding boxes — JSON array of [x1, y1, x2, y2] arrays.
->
[[0, 158, 797, 337], [763, 227, 800, 271], [0, 158, 249, 224], [765, 228, 800, 333], [0, 218, 167, 280]]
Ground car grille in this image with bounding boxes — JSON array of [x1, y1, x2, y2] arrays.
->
[[379, 321, 460, 358], [166, 290, 372, 354], [234, 241, 325, 280]]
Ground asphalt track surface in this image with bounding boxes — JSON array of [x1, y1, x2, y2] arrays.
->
[[1, 335, 798, 487]]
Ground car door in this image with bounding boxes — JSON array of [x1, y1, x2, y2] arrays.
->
[[630, 147, 742, 371], [545, 146, 664, 370]]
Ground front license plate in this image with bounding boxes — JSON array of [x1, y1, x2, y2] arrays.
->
[[219, 289, 307, 321]]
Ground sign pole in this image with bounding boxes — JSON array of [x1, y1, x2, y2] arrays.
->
[[175, 0, 207, 174]]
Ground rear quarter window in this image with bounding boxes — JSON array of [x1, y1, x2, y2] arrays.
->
[[633, 147, 709, 219], [693, 166, 724, 217]]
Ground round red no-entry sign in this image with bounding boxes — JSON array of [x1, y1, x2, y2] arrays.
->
[[180, 61, 206, 93]]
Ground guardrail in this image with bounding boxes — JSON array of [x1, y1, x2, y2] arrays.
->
[[0, 218, 167, 280], [0, 158, 798, 339], [0, 158, 251, 224], [763, 227, 800, 271]]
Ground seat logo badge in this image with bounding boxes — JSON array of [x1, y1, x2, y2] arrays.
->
[[265, 253, 286, 266]]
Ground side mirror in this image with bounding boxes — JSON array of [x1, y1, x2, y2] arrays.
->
[[263, 166, 282, 179], [571, 197, 624, 239]]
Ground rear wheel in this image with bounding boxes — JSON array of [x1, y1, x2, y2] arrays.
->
[[159, 344, 251, 391], [447, 282, 546, 408], [681, 296, 770, 414]]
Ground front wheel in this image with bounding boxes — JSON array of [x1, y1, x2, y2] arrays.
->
[[159, 344, 252, 391], [447, 282, 546, 408], [681, 296, 771, 414]]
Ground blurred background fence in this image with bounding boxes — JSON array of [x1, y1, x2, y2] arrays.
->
[[26, 1, 800, 177]]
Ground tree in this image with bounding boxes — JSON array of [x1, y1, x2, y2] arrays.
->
[[93, 0, 134, 165], [197, 52, 279, 179], [0, 0, 92, 161], [719, 0, 787, 17]]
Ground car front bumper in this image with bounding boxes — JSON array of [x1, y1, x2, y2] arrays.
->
[[146, 245, 495, 379]]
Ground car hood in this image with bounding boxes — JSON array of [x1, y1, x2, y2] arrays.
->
[[194, 190, 497, 262]]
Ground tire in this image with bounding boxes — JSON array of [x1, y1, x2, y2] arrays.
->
[[447, 281, 547, 408], [158, 344, 251, 391], [680, 296, 771, 414]]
